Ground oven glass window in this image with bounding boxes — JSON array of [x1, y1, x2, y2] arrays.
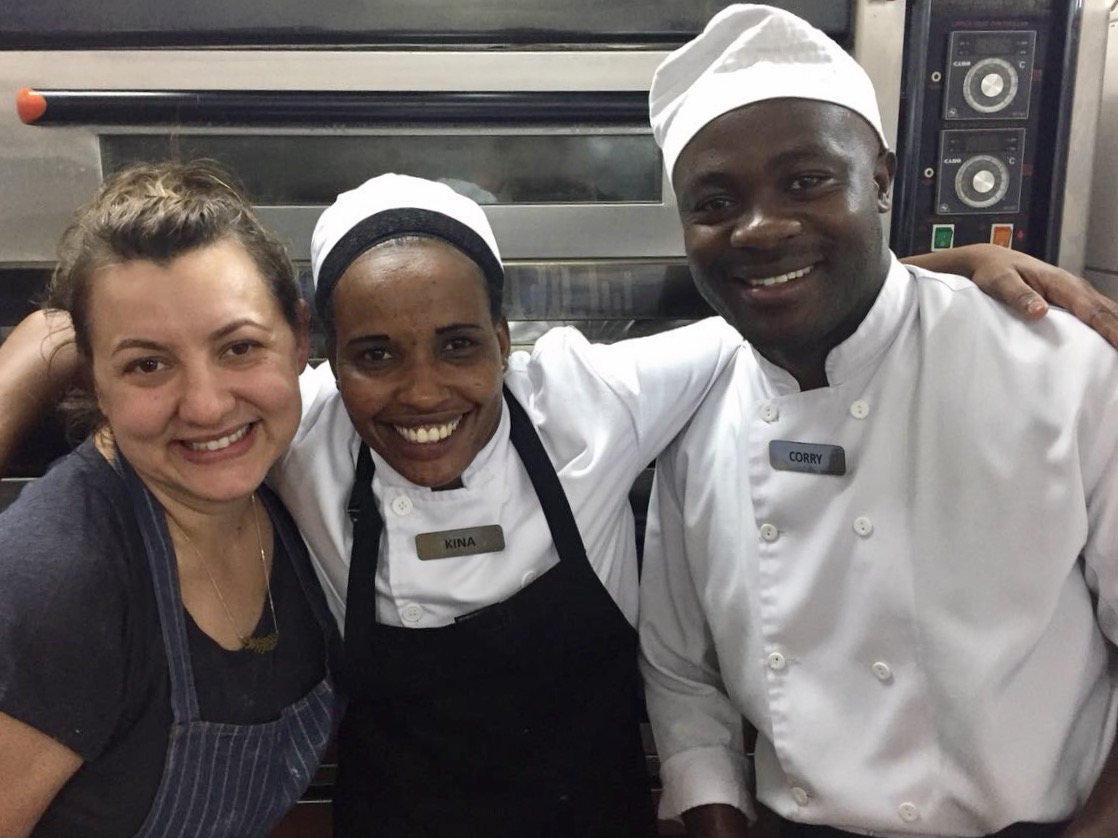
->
[[100, 133, 662, 205]]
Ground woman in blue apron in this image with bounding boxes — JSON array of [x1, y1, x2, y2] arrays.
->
[[0, 161, 340, 837]]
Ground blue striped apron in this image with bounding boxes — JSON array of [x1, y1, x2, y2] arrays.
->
[[118, 454, 338, 838]]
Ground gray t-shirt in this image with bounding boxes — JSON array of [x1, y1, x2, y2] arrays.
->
[[0, 440, 329, 837]]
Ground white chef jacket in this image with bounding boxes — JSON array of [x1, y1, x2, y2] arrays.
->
[[270, 318, 742, 630], [639, 257, 1118, 837]]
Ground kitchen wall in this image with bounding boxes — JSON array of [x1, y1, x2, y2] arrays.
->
[[1085, 6, 1118, 301]]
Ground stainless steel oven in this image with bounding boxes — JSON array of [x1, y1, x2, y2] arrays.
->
[[0, 0, 858, 268], [0, 3, 897, 267], [2, 50, 684, 266]]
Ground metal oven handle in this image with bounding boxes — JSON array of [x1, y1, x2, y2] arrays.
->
[[16, 87, 649, 126]]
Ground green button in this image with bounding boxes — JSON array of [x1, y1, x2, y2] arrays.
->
[[932, 224, 955, 250]]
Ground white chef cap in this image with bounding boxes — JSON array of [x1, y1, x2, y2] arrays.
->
[[649, 4, 888, 180], [311, 173, 504, 322]]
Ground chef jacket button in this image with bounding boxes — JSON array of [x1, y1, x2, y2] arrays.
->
[[767, 652, 787, 671], [872, 661, 893, 683], [400, 603, 424, 623], [391, 495, 413, 516], [521, 570, 538, 588], [853, 516, 873, 537], [898, 802, 920, 823], [790, 786, 810, 807], [849, 399, 871, 419], [760, 402, 779, 423], [759, 523, 779, 542]]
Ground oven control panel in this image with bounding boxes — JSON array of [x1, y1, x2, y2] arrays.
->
[[891, 0, 1073, 260], [933, 29, 1035, 222]]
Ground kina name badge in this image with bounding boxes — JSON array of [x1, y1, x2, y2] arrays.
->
[[415, 525, 506, 560], [769, 440, 846, 476]]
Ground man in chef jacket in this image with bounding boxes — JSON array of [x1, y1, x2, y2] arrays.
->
[[637, 6, 1118, 838]]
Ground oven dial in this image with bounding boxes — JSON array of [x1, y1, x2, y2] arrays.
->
[[962, 57, 1019, 114], [954, 154, 1010, 209]]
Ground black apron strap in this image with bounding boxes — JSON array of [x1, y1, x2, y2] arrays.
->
[[343, 443, 380, 693], [502, 384, 591, 567]]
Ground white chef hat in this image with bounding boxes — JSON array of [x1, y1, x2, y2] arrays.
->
[[311, 173, 504, 322], [649, 4, 888, 180]]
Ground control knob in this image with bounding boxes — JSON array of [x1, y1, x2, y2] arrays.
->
[[954, 154, 1010, 209], [962, 57, 1019, 114]]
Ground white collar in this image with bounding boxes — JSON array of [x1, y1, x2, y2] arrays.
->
[[752, 254, 914, 393]]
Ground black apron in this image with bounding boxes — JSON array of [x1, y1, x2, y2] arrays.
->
[[333, 387, 653, 837]]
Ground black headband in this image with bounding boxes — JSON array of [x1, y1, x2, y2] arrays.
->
[[314, 207, 505, 323]]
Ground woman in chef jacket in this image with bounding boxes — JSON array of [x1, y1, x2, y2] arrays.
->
[[272, 173, 745, 836]]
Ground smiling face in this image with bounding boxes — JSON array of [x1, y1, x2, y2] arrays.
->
[[88, 238, 309, 514], [327, 238, 510, 489], [673, 99, 895, 387]]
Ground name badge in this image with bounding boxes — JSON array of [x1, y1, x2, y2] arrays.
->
[[415, 525, 506, 560], [769, 440, 846, 476]]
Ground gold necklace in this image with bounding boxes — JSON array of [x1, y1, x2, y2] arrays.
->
[[171, 493, 279, 654]]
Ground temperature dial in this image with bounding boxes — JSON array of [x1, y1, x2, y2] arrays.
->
[[954, 154, 1010, 209], [962, 57, 1019, 114]]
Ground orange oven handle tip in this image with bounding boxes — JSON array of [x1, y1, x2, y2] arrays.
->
[[16, 88, 47, 125]]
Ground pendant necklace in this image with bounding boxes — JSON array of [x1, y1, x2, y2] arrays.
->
[[171, 492, 280, 654]]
